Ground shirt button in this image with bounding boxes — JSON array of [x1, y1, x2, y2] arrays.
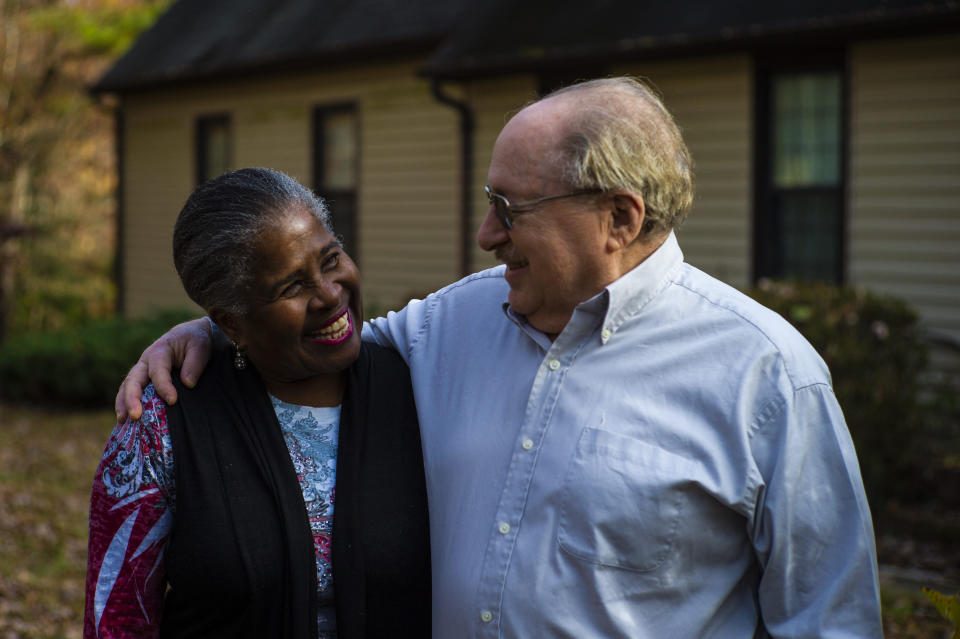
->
[[601, 328, 611, 341], [548, 359, 560, 371], [522, 438, 534, 450], [480, 610, 493, 623], [498, 522, 511, 534]]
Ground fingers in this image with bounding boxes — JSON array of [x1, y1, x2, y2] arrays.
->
[[115, 342, 179, 421], [116, 360, 152, 422], [167, 318, 215, 388], [179, 332, 213, 389], [115, 376, 134, 422], [114, 318, 214, 421], [148, 349, 180, 407]]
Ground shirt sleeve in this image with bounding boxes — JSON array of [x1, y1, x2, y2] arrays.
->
[[84, 386, 175, 639], [750, 383, 883, 638], [361, 295, 432, 363]]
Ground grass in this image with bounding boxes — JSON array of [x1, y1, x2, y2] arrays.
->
[[882, 580, 955, 638], [0, 402, 956, 638]]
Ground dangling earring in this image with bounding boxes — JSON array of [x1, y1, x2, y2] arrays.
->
[[232, 341, 248, 370]]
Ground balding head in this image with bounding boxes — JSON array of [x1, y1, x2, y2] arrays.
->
[[533, 77, 695, 238]]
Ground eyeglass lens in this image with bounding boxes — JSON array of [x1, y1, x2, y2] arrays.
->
[[487, 191, 514, 230]]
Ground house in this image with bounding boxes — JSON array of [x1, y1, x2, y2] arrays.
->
[[94, 0, 960, 345]]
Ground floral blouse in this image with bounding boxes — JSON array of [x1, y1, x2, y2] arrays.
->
[[84, 385, 341, 638]]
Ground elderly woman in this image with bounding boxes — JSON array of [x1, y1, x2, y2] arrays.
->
[[83, 168, 430, 639]]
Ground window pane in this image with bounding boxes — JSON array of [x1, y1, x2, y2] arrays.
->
[[756, 66, 845, 284], [778, 191, 841, 281], [772, 73, 841, 187], [321, 111, 357, 190], [197, 117, 231, 184], [314, 106, 359, 258], [325, 192, 356, 258]]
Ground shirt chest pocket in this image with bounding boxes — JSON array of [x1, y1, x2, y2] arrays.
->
[[558, 427, 696, 573]]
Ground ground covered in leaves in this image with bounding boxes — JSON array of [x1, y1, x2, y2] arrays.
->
[[0, 405, 110, 639], [0, 403, 956, 638]]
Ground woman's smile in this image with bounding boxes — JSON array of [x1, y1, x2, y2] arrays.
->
[[309, 308, 354, 345]]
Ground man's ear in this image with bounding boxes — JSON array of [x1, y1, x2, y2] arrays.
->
[[209, 308, 242, 346], [606, 192, 645, 252]]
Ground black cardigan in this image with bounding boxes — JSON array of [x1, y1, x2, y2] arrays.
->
[[161, 341, 430, 638]]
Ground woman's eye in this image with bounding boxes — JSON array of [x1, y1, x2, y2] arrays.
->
[[322, 253, 340, 271], [280, 282, 303, 298]]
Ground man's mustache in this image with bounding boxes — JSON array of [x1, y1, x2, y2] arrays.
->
[[496, 245, 520, 264]]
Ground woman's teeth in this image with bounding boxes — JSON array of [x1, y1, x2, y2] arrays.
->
[[317, 313, 350, 341]]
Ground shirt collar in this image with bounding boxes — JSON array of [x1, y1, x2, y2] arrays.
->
[[502, 231, 684, 345], [598, 230, 684, 342]]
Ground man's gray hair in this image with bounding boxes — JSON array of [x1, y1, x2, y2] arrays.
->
[[173, 167, 332, 317], [545, 77, 695, 235]]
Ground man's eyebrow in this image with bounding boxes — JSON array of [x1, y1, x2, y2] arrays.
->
[[266, 239, 341, 297]]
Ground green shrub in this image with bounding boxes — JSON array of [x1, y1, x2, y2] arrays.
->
[[0, 309, 197, 408], [747, 279, 950, 514]]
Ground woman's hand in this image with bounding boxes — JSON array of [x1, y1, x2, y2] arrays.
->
[[115, 318, 214, 420]]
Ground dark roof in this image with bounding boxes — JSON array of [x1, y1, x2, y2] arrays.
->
[[424, 0, 960, 78], [96, 0, 960, 92], [94, 0, 463, 92]]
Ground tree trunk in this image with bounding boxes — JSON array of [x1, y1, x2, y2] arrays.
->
[[0, 164, 30, 344]]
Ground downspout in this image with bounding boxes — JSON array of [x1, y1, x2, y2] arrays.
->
[[108, 96, 126, 316], [430, 79, 474, 277]]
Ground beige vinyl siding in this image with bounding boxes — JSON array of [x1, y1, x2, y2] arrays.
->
[[122, 108, 195, 315], [615, 57, 754, 287], [849, 34, 960, 340], [121, 59, 461, 317], [360, 79, 459, 309]]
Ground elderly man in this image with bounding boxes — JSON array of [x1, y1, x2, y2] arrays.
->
[[118, 77, 882, 637]]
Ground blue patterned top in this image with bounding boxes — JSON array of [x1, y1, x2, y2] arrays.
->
[[271, 397, 340, 638]]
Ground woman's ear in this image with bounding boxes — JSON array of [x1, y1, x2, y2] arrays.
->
[[209, 308, 242, 346], [606, 192, 645, 252]]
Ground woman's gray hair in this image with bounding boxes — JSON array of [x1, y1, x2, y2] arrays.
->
[[545, 77, 695, 236], [173, 167, 332, 316]]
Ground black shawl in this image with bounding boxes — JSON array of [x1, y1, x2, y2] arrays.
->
[[161, 341, 430, 638]]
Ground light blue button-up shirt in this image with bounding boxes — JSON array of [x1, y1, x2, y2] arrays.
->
[[365, 232, 882, 638]]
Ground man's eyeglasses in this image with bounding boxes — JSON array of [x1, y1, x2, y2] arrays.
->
[[484, 185, 602, 230]]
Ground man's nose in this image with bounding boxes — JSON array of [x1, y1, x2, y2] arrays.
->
[[477, 204, 509, 251]]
